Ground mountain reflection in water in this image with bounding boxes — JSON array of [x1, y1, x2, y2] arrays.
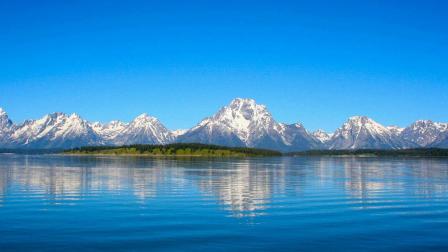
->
[[1, 155, 447, 218], [2, 155, 448, 251]]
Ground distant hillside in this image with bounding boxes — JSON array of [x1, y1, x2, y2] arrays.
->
[[64, 143, 282, 157]]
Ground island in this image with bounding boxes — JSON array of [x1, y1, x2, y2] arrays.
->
[[64, 143, 282, 157]]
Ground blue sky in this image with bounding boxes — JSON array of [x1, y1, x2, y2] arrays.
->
[[1, 0, 447, 132]]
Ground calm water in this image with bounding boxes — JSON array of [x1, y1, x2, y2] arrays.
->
[[1, 155, 448, 251]]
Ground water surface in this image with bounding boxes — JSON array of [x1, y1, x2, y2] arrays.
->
[[1, 155, 448, 251]]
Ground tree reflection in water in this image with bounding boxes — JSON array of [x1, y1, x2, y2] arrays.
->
[[0, 155, 447, 217]]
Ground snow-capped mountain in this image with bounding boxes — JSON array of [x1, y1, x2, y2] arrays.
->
[[328, 116, 416, 150], [312, 129, 332, 143], [91, 120, 128, 142], [1, 102, 447, 151], [112, 114, 174, 145], [10, 112, 102, 149], [387, 126, 405, 136], [0, 108, 13, 130], [277, 123, 322, 151], [177, 98, 321, 151], [400, 120, 448, 147], [172, 129, 188, 137], [0, 108, 15, 145], [431, 135, 448, 148], [0, 109, 173, 149]]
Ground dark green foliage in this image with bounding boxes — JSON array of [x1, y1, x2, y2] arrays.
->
[[64, 143, 282, 157]]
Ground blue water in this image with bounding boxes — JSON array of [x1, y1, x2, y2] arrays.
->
[[0, 155, 448, 251]]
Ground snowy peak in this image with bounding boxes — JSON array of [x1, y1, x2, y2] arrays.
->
[[342, 116, 390, 135], [129, 114, 164, 129], [0, 108, 14, 145], [229, 97, 257, 107], [91, 120, 128, 141], [182, 98, 277, 144], [90, 122, 104, 131], [2, 100, 448, 151], [104, 120, 127, 132], [329, 116, 412, 150], [0, 108, 13, 129], [276, 123, 322, 151], [387, 126, 404, 136], [113, 113, 173, 145], [134, 113, 154, 121], [213, 98, 273, 133], [411, 120, 448, 132], [401, 120, 448, 147], [179, 98, 321, 151], [130, 113, 162, 127], [172, 129, 187, 137], [346, 116, 378, 126], [0, 107, 6, 117], [218, 98, 271, 122], [5, 110, 174, 148], [312, 129, 331, 143], [10, 112, 101, 149]]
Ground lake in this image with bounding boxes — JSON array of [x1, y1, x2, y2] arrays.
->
[[0, 154, 448, 251]]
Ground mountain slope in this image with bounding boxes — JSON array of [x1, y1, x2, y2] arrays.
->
[[431, 135, 448, 148], [0, 108, 15, 146], [1, 109, 174, 149], [312, 129, 332, 143], [387, 126, 405, 136], [10, 113, 102, 149], [1, 102, 447, 151], [400, 120, 448, 147], [91, 120, 128, 142], [172, 129, 187, 137], [277, 123, 322, 151], [177, 98, 321, 151], [328, 116, 415, 150], [112, 114, 174, 145]]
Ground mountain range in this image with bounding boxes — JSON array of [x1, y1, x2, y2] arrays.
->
[[1, 99, 447, 151]]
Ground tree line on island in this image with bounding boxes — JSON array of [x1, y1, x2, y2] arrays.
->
[[64, 143, 283, 157], [62, 143, 448, 157]]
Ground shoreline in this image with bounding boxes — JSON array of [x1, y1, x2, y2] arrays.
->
[[61, 153, 267, 158], [59, 153, 448, 159]]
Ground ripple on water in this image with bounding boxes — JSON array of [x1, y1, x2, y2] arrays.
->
[[0, 155, 448, 251]]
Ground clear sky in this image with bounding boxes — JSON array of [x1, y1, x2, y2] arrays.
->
[[1, 0, 447, 132]]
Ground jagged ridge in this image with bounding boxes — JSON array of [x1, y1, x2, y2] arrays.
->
[[0, 98, 447, 150]]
